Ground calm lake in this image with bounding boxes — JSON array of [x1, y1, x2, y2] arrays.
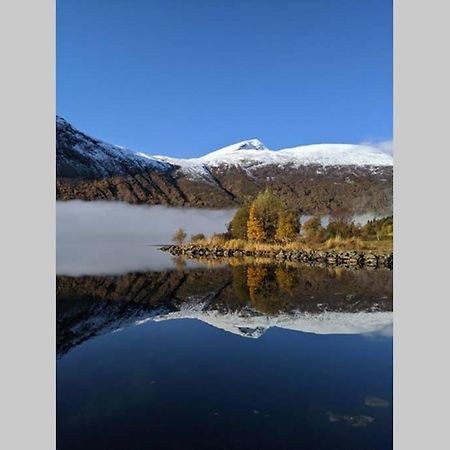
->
[[57, 201, 393, 450]]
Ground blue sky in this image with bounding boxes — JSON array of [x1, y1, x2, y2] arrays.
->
[[57, 0, 392, 158]]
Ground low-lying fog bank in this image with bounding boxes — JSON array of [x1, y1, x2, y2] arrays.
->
[[56, 201, 389, 276], [56, 201, 235, 275]]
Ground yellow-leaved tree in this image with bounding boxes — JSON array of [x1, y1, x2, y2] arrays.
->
[[247, 205, 267, 242], [275, 210, 300, 242], [251, 189, 283, 240]]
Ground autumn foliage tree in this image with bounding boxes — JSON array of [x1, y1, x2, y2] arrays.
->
[[172, 227, 187, 244], [251, 189, 284, 240], [190, 233, 205, 242], [302, 217, 325, 244], [275, 210, 300, 242], [247, 205, 267, 242], [227, 189, 301, 243]]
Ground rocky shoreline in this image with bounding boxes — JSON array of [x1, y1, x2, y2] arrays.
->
[[159, 245, 393, 269]]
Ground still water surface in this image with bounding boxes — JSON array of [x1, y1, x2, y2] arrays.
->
[[57, 202, 392, 450]]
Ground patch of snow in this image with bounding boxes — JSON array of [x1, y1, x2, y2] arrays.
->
[[152, 155, 214, 182], [278, 144, 393, 167]]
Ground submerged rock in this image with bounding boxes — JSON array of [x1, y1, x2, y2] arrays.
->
[[327, 411, 375, 427], [364, 396, 390, 408]]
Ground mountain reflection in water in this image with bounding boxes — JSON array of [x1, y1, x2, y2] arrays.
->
[[57, 260, 393, 450], [57, 262, 392, 356]]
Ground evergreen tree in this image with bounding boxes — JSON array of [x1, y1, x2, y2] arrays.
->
[[361, 216, 393, 240], [326, 219, 359, 239], [247, 205, 267, 241], [275, 210, 300, 242], [229, 205, 249, 239]]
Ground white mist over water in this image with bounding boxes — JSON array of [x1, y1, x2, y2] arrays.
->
[[57, 201, 388, 276], [56, 201, 236, 276], [300, 212, 388, 227]]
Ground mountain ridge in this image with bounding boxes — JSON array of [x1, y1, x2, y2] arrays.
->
[[154, 139, 393, 174], [56, 117, 393, 214]]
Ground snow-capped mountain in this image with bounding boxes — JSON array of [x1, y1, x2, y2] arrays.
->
[[57, 116, 392, 177], [56, 117, 393, 214], [152, 139, 392, 180], [56, 116, 171, 178]]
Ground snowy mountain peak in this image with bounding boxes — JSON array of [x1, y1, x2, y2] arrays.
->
[[199, 139, 268, 159], [56, 115, 69, 127], [194, 140, 392, 170], [233, 139, 268, 151]]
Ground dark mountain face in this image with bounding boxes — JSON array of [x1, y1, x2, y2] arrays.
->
[[56, 118, 393, 214], [56, 117, 172, 178]]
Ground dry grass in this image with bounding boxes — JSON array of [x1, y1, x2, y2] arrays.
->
[[357, 239, 393, 252], [320, 236, 365, 251], [183, 236, 392, 253]]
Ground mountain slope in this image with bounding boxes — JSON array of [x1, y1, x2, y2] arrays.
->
[[56, 116, 170, 178], [56, 117, 393, 214]]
